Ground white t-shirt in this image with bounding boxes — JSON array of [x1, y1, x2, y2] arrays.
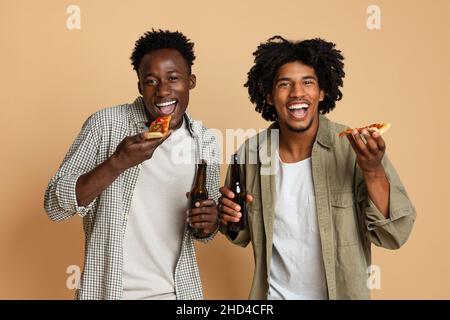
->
[[268, 150, 328, 300], [122, 119, 195, 300]]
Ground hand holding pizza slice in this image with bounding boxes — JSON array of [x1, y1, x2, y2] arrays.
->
[[342, 122, 389, 175]]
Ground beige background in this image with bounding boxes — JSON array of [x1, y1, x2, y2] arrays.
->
[[1, 0, 449, 299]]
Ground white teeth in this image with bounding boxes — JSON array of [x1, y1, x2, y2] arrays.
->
[[156, 100, 176, 107], [288, 103, 308, 110]]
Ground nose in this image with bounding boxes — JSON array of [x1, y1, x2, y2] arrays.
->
[[289, 82, 305, 99], [156, 80, 171, 97]]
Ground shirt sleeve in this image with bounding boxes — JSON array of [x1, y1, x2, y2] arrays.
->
[[44, 113, 102, 221], [356, 154, 417, 249]]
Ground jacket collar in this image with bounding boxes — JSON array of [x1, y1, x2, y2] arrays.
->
[[316, 114, 334, 149]]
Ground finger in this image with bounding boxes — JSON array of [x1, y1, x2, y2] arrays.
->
[[361, 129, 379, 155], [146, 130, 172, 148], [193, 199, 215, 208], [188, 212, 216, 223], [351, 129, 371, 158], [218, 204, 241, 220], [190, 221, 215, 230], [219, 211, 241, 223], [138, 131, 171, 153], [219, 186, 235, 199], [188, 212, 219, 230], [133, 133, 145, 143], [372, 132, 386, 153], [189, 206, 217, 216], [346, 133, 362, 156], [246, 194, 254, 203], [219, 196, 241, 212]]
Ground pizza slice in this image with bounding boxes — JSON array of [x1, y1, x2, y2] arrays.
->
[[338, 122, 391, 138], [145, 115, 172, 139]]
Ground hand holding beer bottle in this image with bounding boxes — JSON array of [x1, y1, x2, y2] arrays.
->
[[186, 160, 219, 237], [218, 153, 253, 231]]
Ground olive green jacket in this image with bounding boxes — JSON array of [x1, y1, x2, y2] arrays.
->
[[222, 114, 416, 300]]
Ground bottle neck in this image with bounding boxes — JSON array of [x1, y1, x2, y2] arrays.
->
[[230, 154, 242, 191], [194, 164, 207, 187]]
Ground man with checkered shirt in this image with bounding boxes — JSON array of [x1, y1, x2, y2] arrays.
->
[[44, 30, 220, 300]]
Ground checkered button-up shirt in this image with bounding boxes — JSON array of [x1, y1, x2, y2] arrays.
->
[[44, 97, 220, 300]]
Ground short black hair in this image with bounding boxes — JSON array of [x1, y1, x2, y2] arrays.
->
[[130, 29, 195, 74], [245, 36, 345, 121]]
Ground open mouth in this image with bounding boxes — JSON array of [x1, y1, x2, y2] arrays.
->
[[155, 99, 177, 116], [287, 103, 309, 119]]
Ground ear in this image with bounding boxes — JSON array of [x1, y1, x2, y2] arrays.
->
[[319, 90, 325, 102], [189, 74, 196, 89], [137, 81, 142, 95], [266, 93, 274, 105]]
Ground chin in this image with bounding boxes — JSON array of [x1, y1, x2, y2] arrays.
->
[[286, 124, 309, 132], [285, 118, 314, 133]]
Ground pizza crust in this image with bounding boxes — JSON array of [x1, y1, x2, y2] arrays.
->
[[145, 131, 164, 139]]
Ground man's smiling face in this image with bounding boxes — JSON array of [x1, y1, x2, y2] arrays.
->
[[267, 61, 324, 133], [138, 48, 196, 130]]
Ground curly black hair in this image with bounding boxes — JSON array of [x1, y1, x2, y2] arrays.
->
[[244, 36, 345, 121], [130, 29, 195, 74]]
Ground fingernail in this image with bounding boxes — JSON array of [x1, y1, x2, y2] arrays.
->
[[235, 205, 241, 211], [353, 129, 358, 135], [237, 213, 242, 218], [362, 129, 368, 135], [186, 210, 190, 215], [195, 202, 200, 207]]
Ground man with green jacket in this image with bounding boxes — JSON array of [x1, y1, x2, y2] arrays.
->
[[218, 36, 416, 300]]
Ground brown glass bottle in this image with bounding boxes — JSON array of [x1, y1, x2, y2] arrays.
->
[[189, 159, 208, 234], [227, 153, 247, 232]]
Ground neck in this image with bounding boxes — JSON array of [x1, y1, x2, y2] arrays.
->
[[278, 115, 319, 163]]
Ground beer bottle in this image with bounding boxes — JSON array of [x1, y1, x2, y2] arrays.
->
[[227, 153, 247, 232], [189, 159, 208, 234]]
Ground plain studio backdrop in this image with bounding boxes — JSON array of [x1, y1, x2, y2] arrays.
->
[[0, 0, 449, 299]]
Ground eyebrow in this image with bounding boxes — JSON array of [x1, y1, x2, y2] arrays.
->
[[275, 75, 318, 82], [142, 70, 181, 78]]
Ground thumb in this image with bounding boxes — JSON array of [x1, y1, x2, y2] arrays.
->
[[132, 133, 145, 143], [246, 194, 254, 203]]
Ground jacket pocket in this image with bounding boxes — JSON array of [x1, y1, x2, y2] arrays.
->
[[331, 191, 360, 247]]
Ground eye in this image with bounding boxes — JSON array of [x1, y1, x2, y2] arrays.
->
[[277, 82, 290, 88], [145, 79, 158, 86], [168, 76, 179, 81], [304, 80, 314, 86]]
